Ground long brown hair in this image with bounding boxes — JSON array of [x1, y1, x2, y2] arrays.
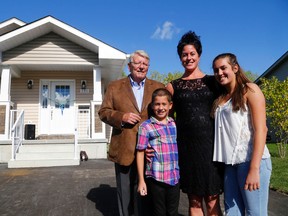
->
[[211, 53, 253, 116]]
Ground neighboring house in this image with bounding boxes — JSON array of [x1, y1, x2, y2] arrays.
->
[[255, 51, 288, 142], [0, 16, 128, 167], [255, 51, 288, 83]]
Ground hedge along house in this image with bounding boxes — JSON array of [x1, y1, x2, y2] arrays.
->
[[0, 16, 128, 168], [255, 51, 288, 143]]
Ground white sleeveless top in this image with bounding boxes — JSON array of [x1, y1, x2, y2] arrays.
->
[[213, 99, 270, 165]]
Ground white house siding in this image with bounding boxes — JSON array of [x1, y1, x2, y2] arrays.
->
[[10, 73, 39, 134], [10, 71, 93, 137], [2, 32, 98, 65]]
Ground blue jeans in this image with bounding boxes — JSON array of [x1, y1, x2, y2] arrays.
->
[[224, 158, 272, 216]]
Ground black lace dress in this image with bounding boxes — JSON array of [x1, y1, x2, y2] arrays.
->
[[171, 75, 224, 196]]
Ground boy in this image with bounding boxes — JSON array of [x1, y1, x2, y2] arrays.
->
[[136, 88, 180, 216]]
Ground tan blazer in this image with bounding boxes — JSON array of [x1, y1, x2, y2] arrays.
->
[[98, 76, 164, 166]]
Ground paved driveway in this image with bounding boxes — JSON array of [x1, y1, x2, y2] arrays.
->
[[0, 159, 287, 216]]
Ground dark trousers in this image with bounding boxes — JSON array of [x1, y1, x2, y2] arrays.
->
[[146, 178, 180, 216], [115, 161, 152, 216]]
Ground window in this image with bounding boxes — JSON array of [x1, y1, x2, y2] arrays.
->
[[42, 85, 48, 108], [55, 85, 70, 109]]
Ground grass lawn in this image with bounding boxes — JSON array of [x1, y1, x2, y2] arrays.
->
[[267, 143, 288, 194]]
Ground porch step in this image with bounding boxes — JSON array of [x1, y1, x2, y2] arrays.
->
[[8, 159, 79, 168], [16, 152, 75, 160], [8, 143, 80, 168], [19, 144, 75, 153]]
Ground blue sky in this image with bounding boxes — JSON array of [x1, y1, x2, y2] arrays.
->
[[1, 0, 288, 77]]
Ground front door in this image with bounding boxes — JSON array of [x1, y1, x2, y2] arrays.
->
[[40, 80, 75, 134]]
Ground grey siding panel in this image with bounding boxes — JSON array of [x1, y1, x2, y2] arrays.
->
[[2, 32, 98, 65], [266, 61, 288, 81]]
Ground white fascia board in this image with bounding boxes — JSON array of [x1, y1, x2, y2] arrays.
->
[[0, 16, 127, 60], [0, 18, 26, 29], [48, 17, 127, 59], [0, 18, 52, 43]]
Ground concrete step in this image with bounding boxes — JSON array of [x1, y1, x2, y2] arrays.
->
[[9, 143, 79, 168], [6, 140, 108, 168], [19, 144, 75, 153], [16, 152, 75, 160], [8, 159, 80, 168]]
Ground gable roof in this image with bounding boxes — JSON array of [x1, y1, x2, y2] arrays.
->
[[0, 15, 126, 59], [0, 15, 128, 81], [255, 51, 288, 84], [0, 17, 26, 35]]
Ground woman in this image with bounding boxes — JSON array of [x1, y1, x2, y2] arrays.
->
[[212, 53, 272, 215], [166, 31, 224, 216]]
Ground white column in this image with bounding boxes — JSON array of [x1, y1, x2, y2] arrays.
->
[[91, 66, 106, 139], [0, 66, 11, 139], [0, 66, 11, 101], [93, 66, 102, 102]]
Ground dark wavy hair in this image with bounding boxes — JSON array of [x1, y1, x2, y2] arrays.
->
[[177, 31, 202, 59]]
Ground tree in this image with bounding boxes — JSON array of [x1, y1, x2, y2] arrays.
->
[[149, 71, 183, 85], [121, 71, 127, 78], [245, 70, 258, 82], [163, 72, 183, 85], [149, 71, 165, 83], [149, 70, 258, 84], [260, 77, 288, 158]]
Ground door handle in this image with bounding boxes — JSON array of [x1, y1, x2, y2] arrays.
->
[[51, 109, 53, 120]]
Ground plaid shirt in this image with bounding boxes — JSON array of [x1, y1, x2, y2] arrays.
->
[[136, 116, 179, 186]]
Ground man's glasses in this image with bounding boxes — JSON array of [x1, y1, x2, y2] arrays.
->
[[131, 61, 149, 67]]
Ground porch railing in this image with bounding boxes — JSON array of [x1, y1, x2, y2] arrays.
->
[[74, 127, 78, 159], [10, 110, 24, 160]]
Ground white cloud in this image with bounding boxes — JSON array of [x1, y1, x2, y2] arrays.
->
[[151, 21, 180, 40]]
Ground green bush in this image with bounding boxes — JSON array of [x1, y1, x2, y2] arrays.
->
[[267, 144, 288, 194]]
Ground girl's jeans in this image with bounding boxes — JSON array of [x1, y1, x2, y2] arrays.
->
[[224, 158, 272, 216]]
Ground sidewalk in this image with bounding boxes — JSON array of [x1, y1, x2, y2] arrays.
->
[[0, 159, 287, 216]]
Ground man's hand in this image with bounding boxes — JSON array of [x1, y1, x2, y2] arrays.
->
[[122, 113, 141, 125], [145, 144, 155, 163]]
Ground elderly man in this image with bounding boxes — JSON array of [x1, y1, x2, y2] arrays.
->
[[98, 50, 164, 216]]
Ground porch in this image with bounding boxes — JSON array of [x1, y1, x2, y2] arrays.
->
[[0, 107, 109, 168]]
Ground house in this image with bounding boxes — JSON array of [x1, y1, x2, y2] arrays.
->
[[0, 16, 128, 167], [255, 51, 288, 142], [255, 51, 288, 83]]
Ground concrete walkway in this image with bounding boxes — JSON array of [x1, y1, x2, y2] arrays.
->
[[0, 159, 287, 216]]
